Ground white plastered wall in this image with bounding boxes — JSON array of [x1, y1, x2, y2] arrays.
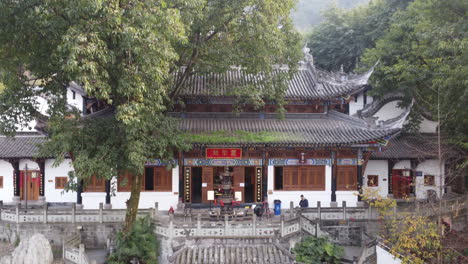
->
[[373, 100, 406, 121], [44, 159, 76, 203], [419, 117, 438, 133], [364, 160, 389, 198], [376, 245, 402, 264], [393, 159, 443, 199], [66, 88, 84, 114], [267, 165, 344, 208], [0, 160, 14, 203], [111, 167, 180, 210], [414, 159, 443, 199], [349, 92, 373, 116]]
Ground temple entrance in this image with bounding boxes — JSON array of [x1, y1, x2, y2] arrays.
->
[[20, 170, 40, 201], [191, 167, 203, 203], [244, 167, 255, 203]]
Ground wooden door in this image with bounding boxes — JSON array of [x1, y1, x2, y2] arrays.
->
[[392, 170, 411, 198], [233, 167, 245, 202], [20, 171, 40, 200], [201, 167, 213, 203]]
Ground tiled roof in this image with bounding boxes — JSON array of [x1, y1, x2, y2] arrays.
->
[[0, 133, 48, 158], [175, 64, 373, 100], [371, 134, 439, 159], [169, 241, 294, 264], [171, 111, 398, 146]]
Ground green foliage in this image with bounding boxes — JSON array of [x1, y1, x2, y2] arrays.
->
[[108, 216, 158, 264], [360, 188, 443, 264], [182, 130, 288, 144], [291, 0, 370, 33], [0, 0, 302, 230], [360, 0, 468, 149], [293, 236, 343, 264], [306, 0, 411, 72]]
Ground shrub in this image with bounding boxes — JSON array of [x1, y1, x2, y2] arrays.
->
[[107, 216, 158, 264], [293, 236, 343, 264]]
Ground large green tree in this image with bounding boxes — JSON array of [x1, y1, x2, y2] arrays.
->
[[360, 0, 467, 148], [306, 0, 411, 72], [0, 0, 302, 231]]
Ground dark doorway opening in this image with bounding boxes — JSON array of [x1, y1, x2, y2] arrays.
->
[[191, 167, 203, 203], [144, 167, 154, 191], [245, 167, 255, 203]]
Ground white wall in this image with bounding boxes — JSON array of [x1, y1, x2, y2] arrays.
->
[[66, 89, 84, 113], [267, 165, 337, 208], [44, 159, 76, 203], [376, 245, 402, 264], [419, 117, 438, 133], [373, 100, 406, 121], [414, 159, 443, 199], [392, 159, 443, 199], [364, 160, 389, 198], [0, 160, 13, 203], [349, 92, 373, 116], [111, 167, 180, 210]]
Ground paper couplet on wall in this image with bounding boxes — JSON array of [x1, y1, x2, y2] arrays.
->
[[235, 192, 242, 201], [207, 191, 215, 201]]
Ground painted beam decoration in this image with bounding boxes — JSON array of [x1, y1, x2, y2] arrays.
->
[[269, 158, 331, 166], [145, 159, 178, 166], [184, 159, 262, 166], [206, 148, 242, 159], [337, 158, 358, 166]]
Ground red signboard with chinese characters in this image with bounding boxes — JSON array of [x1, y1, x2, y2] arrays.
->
[[206, 148, 242, 159]]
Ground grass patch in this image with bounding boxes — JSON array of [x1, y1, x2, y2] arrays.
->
[[182, 130, 288, 144]]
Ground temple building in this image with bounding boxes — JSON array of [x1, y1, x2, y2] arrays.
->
[[0, 50, 446, 210]]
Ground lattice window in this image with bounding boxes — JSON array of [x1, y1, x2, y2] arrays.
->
[[367, 175, 379, 187], [55, 177, 68, 189], [337, 166, 357, 191], [424, 175, 435, 186], [84, 175, 105, 192], [277, 166, 325, 191]]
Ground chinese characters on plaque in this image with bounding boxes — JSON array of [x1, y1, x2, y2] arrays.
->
[[206, 148, 242, 159]]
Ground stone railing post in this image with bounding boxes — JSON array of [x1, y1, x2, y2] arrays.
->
[[16, 203, 20, 224], [367, 204, 372, 219], [280, 215, 285, 237], [289, 201, 294, 219], [224, 215, 229, 235], [72, 203, 76, 224], [342, 201, 347, 220], [154, 202, 159, 220], [43, 203, 48, 224], [415, 200, 420, 214], [0, 200, 2, 221], [79, 244, 85, 264], [252, 214, 256, 235], [196, 214, 201, 236], [99, 203, 103, 224], [317, 201, 321, 221], [169, 216, 174, 239]]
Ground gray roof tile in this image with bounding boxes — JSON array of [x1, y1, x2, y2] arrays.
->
[[371, 133, 440, 159], [0, 134, 47, 158], [171, 111, 398, 146], [175, 66, 371, 100]]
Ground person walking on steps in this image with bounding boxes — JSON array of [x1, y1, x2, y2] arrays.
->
[[299, 195, 309, 208]]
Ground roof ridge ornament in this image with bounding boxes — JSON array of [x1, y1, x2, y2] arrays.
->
[[302, 43, 314, 66]]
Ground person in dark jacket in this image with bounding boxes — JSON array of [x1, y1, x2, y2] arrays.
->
[[299, 195, 309, 208]]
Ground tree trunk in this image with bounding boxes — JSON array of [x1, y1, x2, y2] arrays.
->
[[124, 173, 143, 232]]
